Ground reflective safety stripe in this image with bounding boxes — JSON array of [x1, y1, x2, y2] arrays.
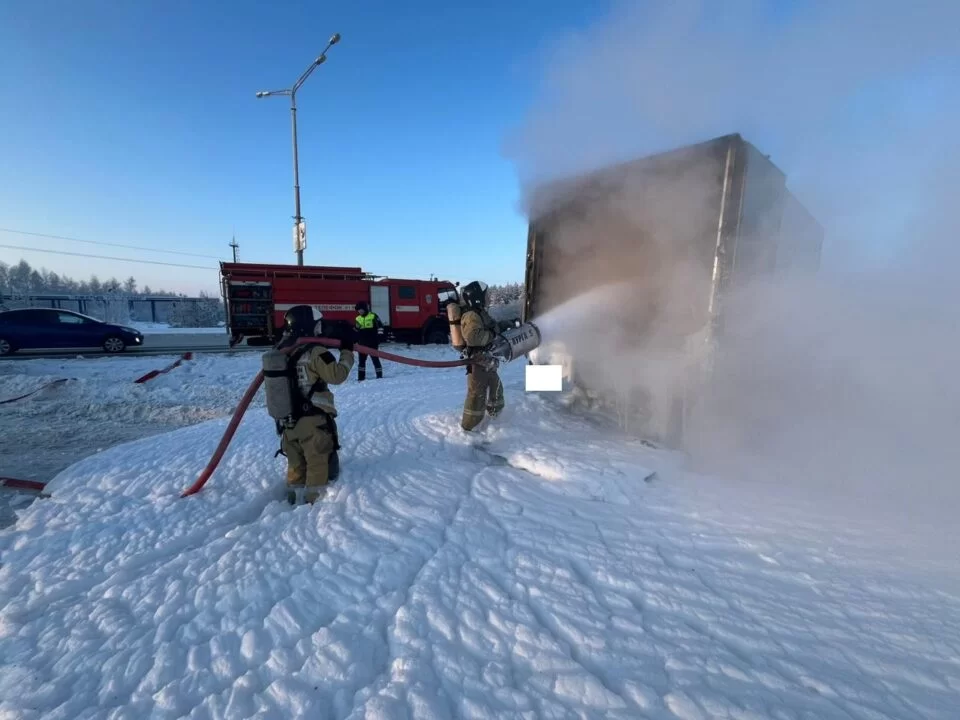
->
[[296, 353, 334, 414], [356, 313, 376, 329]]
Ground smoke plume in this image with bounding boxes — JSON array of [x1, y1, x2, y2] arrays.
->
[[505, 0, 960, 547]]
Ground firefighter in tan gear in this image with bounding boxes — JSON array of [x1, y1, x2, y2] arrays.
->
[[459, 280, 507, 431], [277, 305, 355, 504]]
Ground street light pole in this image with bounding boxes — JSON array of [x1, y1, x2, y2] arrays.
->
[[290, 93, 301, 264], [257, 32, 341, 266]]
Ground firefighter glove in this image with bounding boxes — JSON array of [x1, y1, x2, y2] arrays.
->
[[340, 327, 355, 351]]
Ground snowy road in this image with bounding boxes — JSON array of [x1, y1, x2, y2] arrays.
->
[[1, 348, 959, 718], [0, 353, 259, 486]]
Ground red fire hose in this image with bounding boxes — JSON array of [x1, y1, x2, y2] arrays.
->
[[0, 378, 69, 405], [1, 477, 48, 493], [180, 338, 474, 497]]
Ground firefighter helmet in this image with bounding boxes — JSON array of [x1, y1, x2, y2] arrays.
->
[[460, 281, 488, 310], [283, 305, 321, 337]]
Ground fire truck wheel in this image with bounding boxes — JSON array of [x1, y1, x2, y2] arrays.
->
[[425, 328, 448, 345]]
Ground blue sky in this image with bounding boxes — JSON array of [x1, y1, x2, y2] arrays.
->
[[2, 0, 958, 295], [0, 0, 610, 293]]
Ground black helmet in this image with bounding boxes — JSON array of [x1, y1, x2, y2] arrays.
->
[[460, 280, 488, 309], [355, 300, 369, 313], [283, 305, 321, 337]]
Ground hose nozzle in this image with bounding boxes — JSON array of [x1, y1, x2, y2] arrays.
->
[[488, 322, 542, 363]]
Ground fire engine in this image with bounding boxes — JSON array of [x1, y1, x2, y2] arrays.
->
[[219, 262, 459, 346]]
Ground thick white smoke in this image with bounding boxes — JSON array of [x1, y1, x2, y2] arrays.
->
[[506, 0, 960, 548]]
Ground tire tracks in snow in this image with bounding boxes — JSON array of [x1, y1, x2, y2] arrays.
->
[[649, 539, 906, 720], [348, 433, 640, 718], [345, 424, 483, 719], [466, 467, 638, 714]]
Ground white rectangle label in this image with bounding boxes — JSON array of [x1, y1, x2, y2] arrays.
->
[[526, 365, 563, 392], [395, 305, 419, 312]]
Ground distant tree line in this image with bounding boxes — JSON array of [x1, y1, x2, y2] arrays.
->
[[0, 259, 524, 328], [486, 282, 523, 306], [168, 295, 224, 328], [0, 258, 182, 297], [484, 282, 524, 323], [0, 258, 223, 328]]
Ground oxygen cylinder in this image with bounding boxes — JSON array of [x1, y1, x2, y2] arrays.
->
[[487, 322, 542, 364], [262, 348, 295, 420], [447, 302, 465, 351]]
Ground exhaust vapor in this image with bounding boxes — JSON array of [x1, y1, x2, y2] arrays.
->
[[505, 0, 960, 548]]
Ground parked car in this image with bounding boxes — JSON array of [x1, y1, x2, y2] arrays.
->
[[0, 308, 144, 355]]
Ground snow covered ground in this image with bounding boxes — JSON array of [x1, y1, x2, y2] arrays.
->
[[2, 345, 960, 719], [0, 352, 257, 489]]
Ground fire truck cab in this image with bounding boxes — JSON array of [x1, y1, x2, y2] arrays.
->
[[220, 262, 459, 346]]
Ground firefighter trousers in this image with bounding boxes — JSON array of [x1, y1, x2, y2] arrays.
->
[[461, 364, 504, 431], [357, 351, 382, 380], [281, 413, 339, 501]]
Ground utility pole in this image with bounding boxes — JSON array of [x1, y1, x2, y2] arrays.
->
[[256, 32, 341, 266], [229, 235, 239, 262]]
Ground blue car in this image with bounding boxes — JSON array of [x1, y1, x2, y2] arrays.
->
[[0, 308, 144, 355]]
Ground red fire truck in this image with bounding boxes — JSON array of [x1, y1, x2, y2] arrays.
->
[[220, 262, 459, 346]]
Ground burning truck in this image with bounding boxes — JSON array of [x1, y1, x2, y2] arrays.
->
[[522, 133, 824, 447]]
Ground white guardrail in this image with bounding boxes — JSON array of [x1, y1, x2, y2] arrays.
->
[[137, 332, 232, 351]]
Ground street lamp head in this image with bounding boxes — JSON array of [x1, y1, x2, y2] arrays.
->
[[330, 32, 341, 45], [255, 91, 268, 98], [315, 55, 327, 66]]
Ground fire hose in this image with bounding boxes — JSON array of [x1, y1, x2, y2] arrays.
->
[[0, 378, 69, 405], [180, 322, 541, 498]]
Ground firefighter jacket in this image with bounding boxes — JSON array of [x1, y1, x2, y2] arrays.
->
[[461, 308, 499, 351], [355, 312, 383, 347], [295, 346, 355, 416]]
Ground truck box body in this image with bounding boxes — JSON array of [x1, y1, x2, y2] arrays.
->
[[220, 262, 458, 345], [522, 133, 823, 445]]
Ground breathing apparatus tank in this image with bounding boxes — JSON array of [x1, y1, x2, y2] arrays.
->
[[262, 304, 320, 426], [487, 322, 542, 364], [447, 302, 465, 352], [262, 346, 298, 422]]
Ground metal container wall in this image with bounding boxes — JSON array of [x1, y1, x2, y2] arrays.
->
[[522, 133, 823, 446]]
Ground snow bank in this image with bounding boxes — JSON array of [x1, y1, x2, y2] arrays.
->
[[2, 345, 960, 718], [0, 352, 257, 426]]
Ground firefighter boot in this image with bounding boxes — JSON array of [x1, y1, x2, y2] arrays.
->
[[329, 450, 340, 482], [487, 373, 505, 417], [303, 486, 328, 504], [287, 485, 305, 505]]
